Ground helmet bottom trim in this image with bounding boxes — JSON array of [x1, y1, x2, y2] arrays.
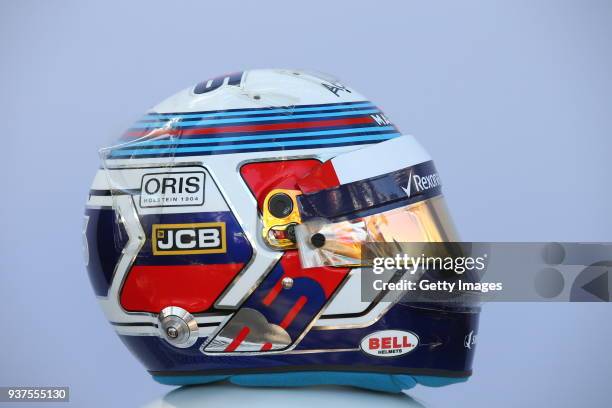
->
[[152, 371, 468, 393], [149, 365, 471, 378]]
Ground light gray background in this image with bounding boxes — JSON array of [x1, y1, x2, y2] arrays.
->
[[1, 0, 611, 407]]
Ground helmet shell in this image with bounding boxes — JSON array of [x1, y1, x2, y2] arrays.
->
[[84, 69, 478, 391]]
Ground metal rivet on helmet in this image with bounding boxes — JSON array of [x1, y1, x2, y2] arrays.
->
[[281, 277, 294, 289], [158, 306, 199, 348]]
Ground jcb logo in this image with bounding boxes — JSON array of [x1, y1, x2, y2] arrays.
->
[[152, 222, 226, 255]]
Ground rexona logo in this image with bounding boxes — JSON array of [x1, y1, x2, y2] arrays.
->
[[152, 222, 226, 255], [402, 170, 441, 198], [360, 330, 419, 357], [140, 172, 205, 208]]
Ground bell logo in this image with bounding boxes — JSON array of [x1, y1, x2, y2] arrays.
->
[[360, 330, 419, 357]]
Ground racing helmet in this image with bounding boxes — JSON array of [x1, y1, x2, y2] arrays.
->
[[84, 69, 479, 393]]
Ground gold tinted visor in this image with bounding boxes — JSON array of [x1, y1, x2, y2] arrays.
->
[[295, 195, 459, 268]]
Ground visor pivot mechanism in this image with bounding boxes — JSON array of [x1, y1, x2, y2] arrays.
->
[[286, 224, 297, 243], [268, 192, 294, 218], [310, 233, 326, 248], [262, 189, 302, 250]]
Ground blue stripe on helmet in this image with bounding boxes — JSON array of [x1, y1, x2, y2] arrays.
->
[[110, 133, 400, 157], [142, 101, 375, 120], [124, 126, 396, 147]]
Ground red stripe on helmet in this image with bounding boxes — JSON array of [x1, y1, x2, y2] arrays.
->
[[225, 326, 251, 352], [279, 296, 308, 329], [124, 117, 374, 138]]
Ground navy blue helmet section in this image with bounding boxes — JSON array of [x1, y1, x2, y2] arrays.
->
[[120, 302, 478, 377]]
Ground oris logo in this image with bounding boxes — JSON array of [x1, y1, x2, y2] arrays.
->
[[360, 330, 419, 357], [152, 222, 226, 255], [140, 172, 205, 208]]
